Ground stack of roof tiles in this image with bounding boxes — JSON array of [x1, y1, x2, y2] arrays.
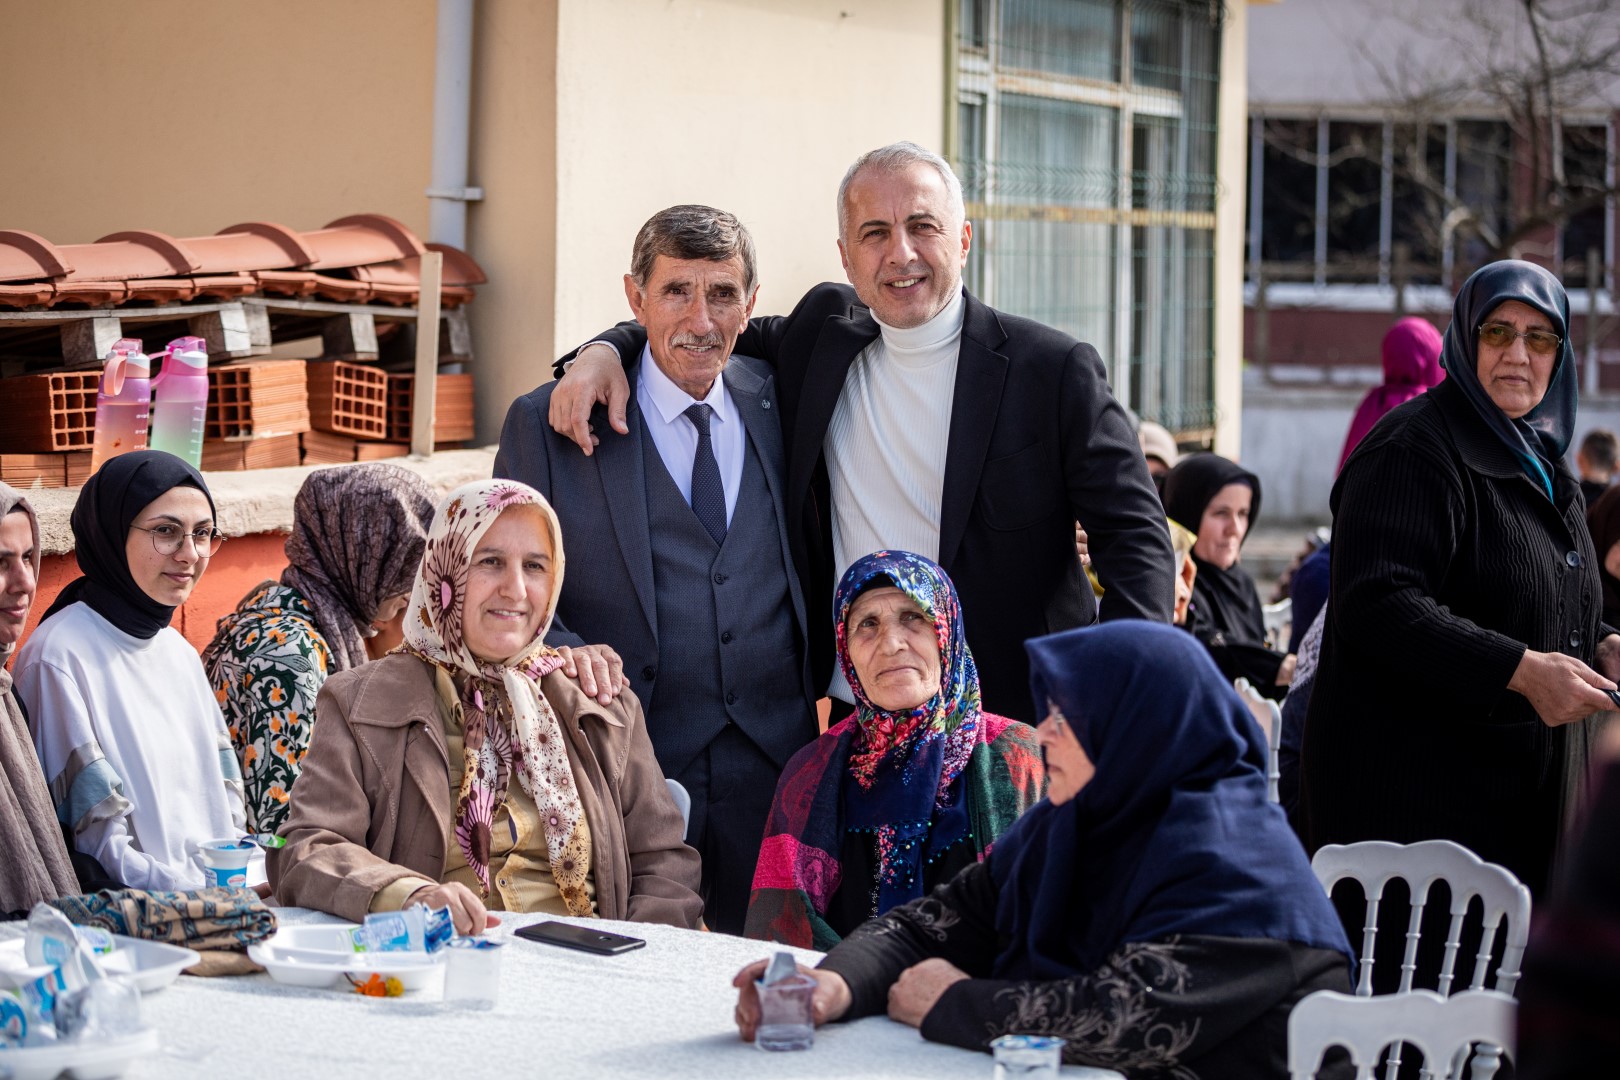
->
[[0, 214, 485, 309], [0, 213, 485, 482]]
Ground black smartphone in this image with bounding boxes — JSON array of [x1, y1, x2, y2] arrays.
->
[[1607, 688, 1620, 710], [514, 921, 647, 956]]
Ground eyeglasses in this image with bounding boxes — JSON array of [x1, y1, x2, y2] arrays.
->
[[131, 524, 227, 557], [1478, 322, 1561, 357]]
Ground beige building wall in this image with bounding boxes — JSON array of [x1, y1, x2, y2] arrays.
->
[[0, 0, 436, 244], [547, 0, 946, 372]]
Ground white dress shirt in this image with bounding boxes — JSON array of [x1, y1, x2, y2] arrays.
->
[[636, 345, 746, 523]]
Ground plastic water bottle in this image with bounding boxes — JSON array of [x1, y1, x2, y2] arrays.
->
[[89, 337, 151, 474], [148, 336, 210, 469]]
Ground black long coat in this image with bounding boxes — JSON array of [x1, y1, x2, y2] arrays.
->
[[1301, 378, 1607, 896]]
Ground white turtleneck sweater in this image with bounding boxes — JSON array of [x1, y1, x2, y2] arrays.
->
[[824, 288, 966, 700]]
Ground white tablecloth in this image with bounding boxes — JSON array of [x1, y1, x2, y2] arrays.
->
[[3, 910, 1123, 1079]]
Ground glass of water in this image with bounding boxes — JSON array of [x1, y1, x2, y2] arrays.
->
[[754, 971, 817, 1052], [990, 1034, 1066, 1078]]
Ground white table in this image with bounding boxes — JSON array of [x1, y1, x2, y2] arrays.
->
[[3, 910, 1123, 1079]]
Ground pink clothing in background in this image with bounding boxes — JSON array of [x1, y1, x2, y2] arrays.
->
[[1337, 317, 1446, 471]]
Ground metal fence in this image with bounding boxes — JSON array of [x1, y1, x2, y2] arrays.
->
[[952, 0, 1223, 436]]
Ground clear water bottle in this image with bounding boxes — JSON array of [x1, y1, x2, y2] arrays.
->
[[148, 335, 210, 469], [89, 337, 151, 474]]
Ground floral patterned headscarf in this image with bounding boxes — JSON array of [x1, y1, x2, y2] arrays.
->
[[401, 480, 591, 916], [834, 550, 986, 910]]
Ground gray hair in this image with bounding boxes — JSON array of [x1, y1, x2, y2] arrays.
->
[[629, 204, 757, 295], [836, 142, 966, 239]]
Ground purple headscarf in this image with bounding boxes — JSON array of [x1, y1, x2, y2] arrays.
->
[[1337, 317, 1445, 471]]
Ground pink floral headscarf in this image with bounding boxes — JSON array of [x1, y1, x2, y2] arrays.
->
[[401, 480, 591, 916]]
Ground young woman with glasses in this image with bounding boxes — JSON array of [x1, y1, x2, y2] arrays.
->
[[13, 451, 262, 892]]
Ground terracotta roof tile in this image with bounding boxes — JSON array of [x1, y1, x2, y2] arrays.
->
[[0, 214, 478, 311], [0, 230, 73, 282]]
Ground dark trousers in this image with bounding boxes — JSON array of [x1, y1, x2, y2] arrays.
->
[[675, 724, 780, 936]]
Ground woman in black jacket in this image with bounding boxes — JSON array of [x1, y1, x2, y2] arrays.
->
[[1302, 259, 1620, 899], [1163, 453, 1295, 698]]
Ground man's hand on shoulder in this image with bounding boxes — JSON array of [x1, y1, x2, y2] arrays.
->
[[548, 344, 631, 455], [555, 643, 627, 705]]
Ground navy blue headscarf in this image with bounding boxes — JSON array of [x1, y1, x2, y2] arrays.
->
[[989, 621, 1351, 979], [1439, 260, 1576, 500], [41, 450, 214, 640]]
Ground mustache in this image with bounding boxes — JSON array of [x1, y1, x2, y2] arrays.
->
[[671, 333, 725, 349]]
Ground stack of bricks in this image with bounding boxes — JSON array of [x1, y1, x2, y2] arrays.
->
[[0, 372, 98, 488], [386, 372, 475, 447], [201, 359, 311, 472], [302, 360, 406, 464]]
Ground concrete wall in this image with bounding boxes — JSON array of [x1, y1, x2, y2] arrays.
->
[[0, 0, 437, 243]]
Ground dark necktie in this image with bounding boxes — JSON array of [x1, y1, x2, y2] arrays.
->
[[684, 403, 727, 545]]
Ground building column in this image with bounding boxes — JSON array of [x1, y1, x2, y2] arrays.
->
[[1211, 0, 1250, 458]]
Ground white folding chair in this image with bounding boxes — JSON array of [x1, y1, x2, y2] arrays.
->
[[1233, 677, 1282, 803], [1311, 840, 1531, 1079], [1287, 989, 1516, 1080], [664, 777, 692, 838]]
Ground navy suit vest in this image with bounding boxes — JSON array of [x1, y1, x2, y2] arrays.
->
[[640, 424, 810, 777]]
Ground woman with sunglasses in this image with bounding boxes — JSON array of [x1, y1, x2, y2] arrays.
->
[[1302, 261, 1619, 902], [14, 451, 259, 892]]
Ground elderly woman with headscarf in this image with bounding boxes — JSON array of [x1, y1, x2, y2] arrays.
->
[[732, 622, 1352, 1078], [1163, 453, 1295, 698], [0, 485, 80, 914], [1303, 260, 1620, 899], [270, 480, 701, 934], [201, 464, 436, 833], [14, 452, 254, 892], [745, 551, 1043, 949], [1337, 316, 1446, 471]]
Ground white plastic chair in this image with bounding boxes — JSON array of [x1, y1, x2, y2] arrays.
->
[[1233, 677, 1282, 803], [664, 778, 692, 838], [1287, 989, 1516, 1080], [1311, 840, 1531, 1079], [1263, 596, 1293, 650]]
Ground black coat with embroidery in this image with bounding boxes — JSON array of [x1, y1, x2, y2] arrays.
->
[[1301, 377, 1610, 897], [816, 859, 1352, 1079]]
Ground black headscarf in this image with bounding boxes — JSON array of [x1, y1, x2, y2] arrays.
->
[[989, 622, 1351, 978], [1162, 453, 1266, 645], [42, 451, 215, 639], [1439, 259, 1577, 501]]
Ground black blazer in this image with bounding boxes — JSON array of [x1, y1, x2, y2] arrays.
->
[[560, 284, 1175, 720]]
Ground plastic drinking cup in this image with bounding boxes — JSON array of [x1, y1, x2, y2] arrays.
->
[[990, 1034, 1066, 1079], [754, 971, 816, 1051], [196, 839, 253, 888]]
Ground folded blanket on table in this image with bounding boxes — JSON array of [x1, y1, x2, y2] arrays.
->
[[48, 887, 277, 976]]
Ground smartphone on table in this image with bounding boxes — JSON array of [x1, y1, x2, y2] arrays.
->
[[514, 921, 646, 956]]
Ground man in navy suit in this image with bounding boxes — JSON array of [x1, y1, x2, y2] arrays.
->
[[494, 206, 817, 935], [549, 144, 1175, 722]]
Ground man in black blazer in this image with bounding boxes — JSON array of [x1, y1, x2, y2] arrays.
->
[[547, 144, 1174, 721]]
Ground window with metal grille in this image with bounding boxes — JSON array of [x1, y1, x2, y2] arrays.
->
[[950, 0, 1223, 439]]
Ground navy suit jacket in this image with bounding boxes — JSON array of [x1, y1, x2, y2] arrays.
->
[[494, 353, 816, 768], [559, 285, 1175, 721]]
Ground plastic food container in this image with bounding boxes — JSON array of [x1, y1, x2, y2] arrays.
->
[[247, 924, 445, 992]]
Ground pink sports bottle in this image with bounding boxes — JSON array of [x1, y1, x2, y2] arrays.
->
[[148, 336, 210, 469], [89, 337, 151, 474]]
